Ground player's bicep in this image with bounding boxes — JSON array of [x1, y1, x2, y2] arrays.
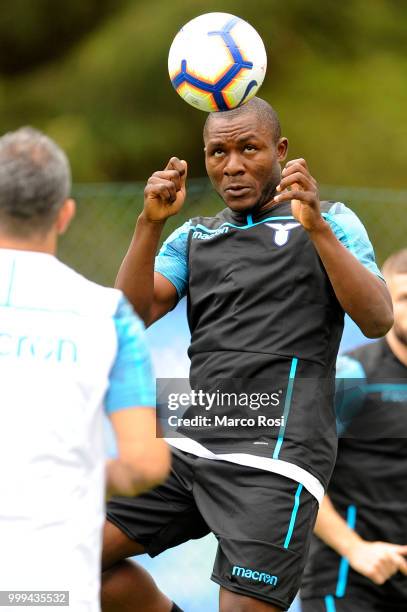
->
[[149, 271, 179, 326]]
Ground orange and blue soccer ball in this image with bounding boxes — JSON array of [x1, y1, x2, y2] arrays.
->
[[168, 12, 267, 113]]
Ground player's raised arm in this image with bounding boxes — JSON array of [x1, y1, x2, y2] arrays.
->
[[274, 158, 393, 338], [115, 157, 187, 326]]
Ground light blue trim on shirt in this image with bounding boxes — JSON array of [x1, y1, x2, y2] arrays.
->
[[324, 595, 336, 612], [335, 505, 357, 597], [192, 215, 296, 233], [283, 483, 303, 549], [361, 383, 407, 393], [273, 357, 298, 459]]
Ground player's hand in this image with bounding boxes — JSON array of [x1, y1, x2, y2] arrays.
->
[[143, 157, 187, 224], [274, 158, 324, 233], [105, 458, 144, 500], [347, 540, 407, 585]]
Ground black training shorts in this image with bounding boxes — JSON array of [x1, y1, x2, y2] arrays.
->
[[301, 597, 407, 612], [107, 448, 318, 610]]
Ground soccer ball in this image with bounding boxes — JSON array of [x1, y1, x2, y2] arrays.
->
[[168, 12, 267, 113]]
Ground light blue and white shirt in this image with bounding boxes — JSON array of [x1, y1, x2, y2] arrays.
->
[[0, 249, 155, 612]]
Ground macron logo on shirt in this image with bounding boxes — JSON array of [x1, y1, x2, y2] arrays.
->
[[0, 331, 77, 363], [192, 226, 229, 240]]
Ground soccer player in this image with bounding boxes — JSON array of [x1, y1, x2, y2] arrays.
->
[[301, 249, 407, 612], [102, 97, 393, 612], [0, 128, 170, 612]]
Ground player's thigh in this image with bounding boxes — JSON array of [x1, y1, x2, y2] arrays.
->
[[104, 449, 209, 569], [220, 587, 284, 611], [194, 460, 318, 611], [102, 520, 145, 570]]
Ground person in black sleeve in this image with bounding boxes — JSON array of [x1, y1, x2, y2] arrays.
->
[[101, 97, 393, 612], [301, 249, 407, 612]]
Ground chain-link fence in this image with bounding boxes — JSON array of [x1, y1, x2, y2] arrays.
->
[[60, 180, 407, 286]]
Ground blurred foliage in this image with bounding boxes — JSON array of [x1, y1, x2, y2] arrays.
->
[[0, 0, 125, 75], [0, 0, 406, 190]]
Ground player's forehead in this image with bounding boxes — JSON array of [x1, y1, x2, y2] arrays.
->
[[204, 109, 271, 146]]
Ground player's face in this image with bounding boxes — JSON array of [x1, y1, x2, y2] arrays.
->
[[204, 112, 288, 212], [388, 273, 407, 346]]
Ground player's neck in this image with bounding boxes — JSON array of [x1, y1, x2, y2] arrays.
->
[[0, 232, 57, 255], [386, 330, 407, 367]]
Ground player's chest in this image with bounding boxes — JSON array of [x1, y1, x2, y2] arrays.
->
[[188, 221, 322, 290]]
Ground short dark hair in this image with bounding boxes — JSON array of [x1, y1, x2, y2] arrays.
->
[[382, 249, 407, 277], [203, 97, 282, 143], [0, 127, 71, 236]]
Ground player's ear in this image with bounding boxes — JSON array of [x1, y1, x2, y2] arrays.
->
[[56, 198, 76, 235], [277, 137, 288, 162]]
